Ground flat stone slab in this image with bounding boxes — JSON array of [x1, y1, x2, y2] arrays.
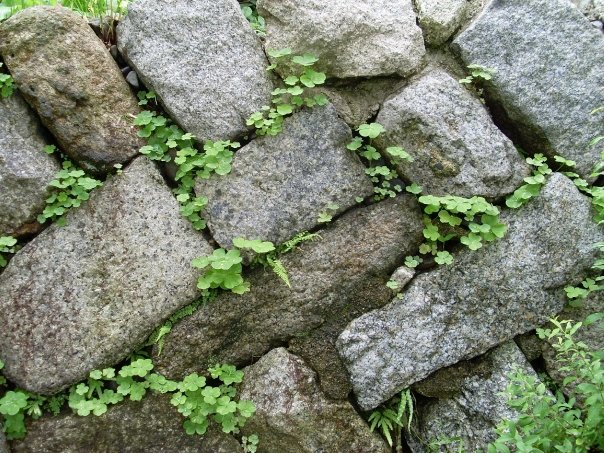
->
[[0, 6, 142, 173], [337, 173, 603, 410], [240, 348, 389, 453], [258, 0, 425, 79], [0, 157, 213, 394], [154, 196, 424, 381], [452, 0, 604, 180], [118, 0, 273, 142], [0, 92, 59, 236], [196, 105, 373, 249], [375, 69, 528, 199]]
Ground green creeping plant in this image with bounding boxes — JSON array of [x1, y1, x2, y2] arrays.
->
[[0, 236, 17, 268], [0, 62, 14, 98]]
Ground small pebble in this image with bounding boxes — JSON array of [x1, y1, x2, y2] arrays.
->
[[126, 71, 139, 89]]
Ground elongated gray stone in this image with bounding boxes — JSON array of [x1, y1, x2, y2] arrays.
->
[[153, 196, 424, 381], [375, 69, 528, 199], [257, 0, 425, 79], [0, 92, 59, 237], [452, 0, 604, 180], [0, 6, 142, 174], [117, 0, 273, 142], [240, 348, 389, 453], [196, 105, 373, 249], [0, 157, 212, 394], [338, 173, 604, 410]]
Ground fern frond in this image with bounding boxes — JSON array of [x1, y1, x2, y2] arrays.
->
[[279, 231, 321, 254], [267, 256, 290, 287]]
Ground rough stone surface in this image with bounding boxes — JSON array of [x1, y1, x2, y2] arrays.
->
[[338, 173, 604, 409], [10, 394, 241, 453], [416, 0, 470, 46], [240, 348, 389, 453], [572, 0, 604, 20], [410, 342, 537, 451], [117, 0, 273, 142], [257, 0, 426, 79], [154, 196, 424, 381], [389, 266, 416, 293], [0, 157, 213, 394], [196, 105, 373, 249], [375, 69, 528, 199], [0, 6, 142, 174], [514, 331, 543, 362], [0, 431, 7, 453], [0, 92, 59, 237], [452, 0, 604, 180]]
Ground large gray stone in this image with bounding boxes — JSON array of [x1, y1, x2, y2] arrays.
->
[[117, 0, 273, 142], [572, 0, 604, 20], [375, 69, 528, 199], [0, 157, 213, 394], [257, 0, 426, 79], [0, 92, 59, 237], [240, 348, 389, 453], [196, 105, 373, 249], [0, 7, 142, 174], [452, 0, 604, 180], [154, 196, 424, 381], [10, 394, 241, 453], [338, 173, 603, 410], [410, 342, 538, 451]]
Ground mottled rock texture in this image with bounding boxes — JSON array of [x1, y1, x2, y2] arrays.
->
[[338, 173, 603, 409], [154, 196, 424, 384], [0, 157, 213, 394], [375, 69, 528, 198], [117, 0, 273, 142], [0, 92, 59, 237], [258, 0, 426, 78], [452, 0, 604, 180], [196, 105, 373, 249], [416, 0, 470, 46], [240, 348, 389, 453], [0, 6, 142, 173], [10, 394, 241, 453], [572, 0, 604, 19]]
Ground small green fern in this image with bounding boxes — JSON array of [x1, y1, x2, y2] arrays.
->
[[267, 255, 290, 287], [278, 231, 321, 254]]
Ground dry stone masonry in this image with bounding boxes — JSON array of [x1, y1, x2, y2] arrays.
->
[[0, 0, 603, 451]]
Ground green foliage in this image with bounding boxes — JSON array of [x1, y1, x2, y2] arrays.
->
[[317, 203, 339, 224], [37, 155, 102, 226], [240, 0, 265, 36], [242, 433, 260, 453], [459, 64, 495, 100], [0, 62, 14, 98], [506, 153, 551, 209], [233, 237, 275, 254], [0, 236, 17, 268], [488, 315, 604, 453], [367, 388, 414, 448], [247, 49, 328, 136], [0, 0, 128, 22], [192, 249, 249, 295]]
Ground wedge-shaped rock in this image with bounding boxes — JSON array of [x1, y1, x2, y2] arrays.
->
[[118, 0, 273, 142], [0, 157, 212, 394], [258, 0, 425, 79], [154, 196, 424, 380], [452, 0, 604, 180], [0, 93, 59, 237], [409, 342, 538, 451], [10, 394, 241, 453], [337, 173, 603, 410], [240, 348, 389, 453], [375, 69, 528, 199], [196, 105, 373, 249], [416, 0, 470, 46], [0, 7, 142, 174]]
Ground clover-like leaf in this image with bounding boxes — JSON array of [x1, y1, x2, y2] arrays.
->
[[358, 123, 385, 139]]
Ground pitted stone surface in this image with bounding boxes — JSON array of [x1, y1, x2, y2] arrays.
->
[[338, 173, 603, 409], [416, 0, 469, 46], [0, 6, 142, 174], [0, 157, 213, 394], [118, 0, 273, 142]]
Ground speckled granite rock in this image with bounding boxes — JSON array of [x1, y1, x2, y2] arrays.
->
[[258, 0, 425, 79], [118, 0, 273, 142], [338, 173, 603, 410], [153, 196, 424, 383], [0, 431, 8, 453], [416, 0, 469, 46], [240, 348, 389, 453], [572, 0, 604, 20], [0, 92, 59, 237], [10, 394, 241, 453], [452, 0, 604, 180], [196, 105, 373, 249], [0, 6, 142, 174], [375, 69, 528, 199], [0, 157, 213, 394]]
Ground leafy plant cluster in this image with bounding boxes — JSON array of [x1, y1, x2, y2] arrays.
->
[[0, 236, 17, 268], [0, 355, 254, 441], [505, 153, 553, 209], [240, 0, 265, 36], [0, 0, 129, 22], [247, 48, 328, 136], [367, 388, 414, 450], [0, 62, 14, 98], [459, 64, 495, 101], [37, 145, 103, 226]]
